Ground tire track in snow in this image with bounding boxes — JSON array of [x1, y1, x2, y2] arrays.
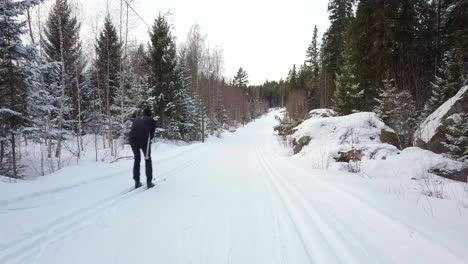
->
[[0, 146, 207, 264]]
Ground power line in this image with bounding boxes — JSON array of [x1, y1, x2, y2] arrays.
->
[[121, 0, 151, 29]]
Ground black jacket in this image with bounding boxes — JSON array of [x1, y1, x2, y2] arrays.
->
[[129, 116, 156, 146]]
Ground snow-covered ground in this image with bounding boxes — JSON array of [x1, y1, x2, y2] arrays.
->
[[1, 110, 468, 263]]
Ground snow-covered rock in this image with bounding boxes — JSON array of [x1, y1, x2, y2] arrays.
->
[[288, 110, 467, 181], [361, 147, 465, 181], [415, 85, 468, 153], [290, 111, 400, 163]]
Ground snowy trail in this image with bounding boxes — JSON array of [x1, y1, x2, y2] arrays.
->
[[1, 110, 466, 263]]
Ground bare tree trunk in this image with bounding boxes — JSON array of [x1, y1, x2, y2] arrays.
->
[[27, 7, 35, 43], [94, 133, 98, 162], [0, 141, 3, 165], [106, 17, 114, 157], [11, 133, 17, 178], [47, 116, 52, 159], [40, 139, 45, 176], [93, 30, 105, 151], [75, 63, 82, 163], [55, 14, 67, 170], [118, 0, 124, 154], [434, 0, 441, 77]]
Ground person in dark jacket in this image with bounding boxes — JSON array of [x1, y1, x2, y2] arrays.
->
[[129, 108, 157, 189]]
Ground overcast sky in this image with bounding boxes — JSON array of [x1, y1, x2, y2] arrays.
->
[[75, 0, 330, 85]]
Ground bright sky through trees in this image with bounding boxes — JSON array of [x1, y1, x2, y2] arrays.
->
[[76, 0, 330, 84]]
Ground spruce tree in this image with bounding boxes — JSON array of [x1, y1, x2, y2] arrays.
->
[[440, 113, 468, 162], [0, 0, 41, 177], [305, 26, 320, 109], [148, 13, 177, 130], [444, 0, 468, 78], [94, 14, 122, 127], [306, 26, 320, 75], [321, 0, 355, 106], [424, 48, 465, 117], [287, 65, 298, 90], [233, 67, 249, 90], [349, 0, 395, 110], [165, 59, 199, 141], [375, 79, 417, 148], [332, 48, 363, 115], [42, 0, 85, 122]]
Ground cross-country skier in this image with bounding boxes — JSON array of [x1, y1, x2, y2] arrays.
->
[[128, 108, 157, 189]]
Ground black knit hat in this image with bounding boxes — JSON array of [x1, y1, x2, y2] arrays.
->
[[143, 108, 152, 117]]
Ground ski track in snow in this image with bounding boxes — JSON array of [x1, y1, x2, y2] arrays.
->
[[0, 143, 206, 208], [0, 146, 209, 264], [1, 110, 466, 264]]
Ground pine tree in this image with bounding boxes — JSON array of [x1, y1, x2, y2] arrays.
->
[[0, 0, 41, 177], [148, 13, 178, 130], [375, 79, 417, 148]]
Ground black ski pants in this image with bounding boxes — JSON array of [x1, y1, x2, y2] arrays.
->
[[131, 143, 153, 183]]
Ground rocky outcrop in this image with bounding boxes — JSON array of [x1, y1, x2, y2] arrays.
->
[[415, 86, 468, 154], [335, 149, 362, 163], [293, 136, 312, 154], [274, 123, 296, 136], [380, 129, 401, 149]]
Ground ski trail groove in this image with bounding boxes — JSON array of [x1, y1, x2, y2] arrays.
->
[[0, 144, 207, 208], [0, 149, 205, 264], [263, 134, 464, 263], [256, 145, 319, 262], [256, 144, 357, 263]]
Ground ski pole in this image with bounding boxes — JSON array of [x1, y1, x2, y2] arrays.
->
[[145, 133, 151, 160]]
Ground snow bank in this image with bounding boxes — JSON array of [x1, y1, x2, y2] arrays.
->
[[362, 147, 464, 180], [416, 85, 468, 143]]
